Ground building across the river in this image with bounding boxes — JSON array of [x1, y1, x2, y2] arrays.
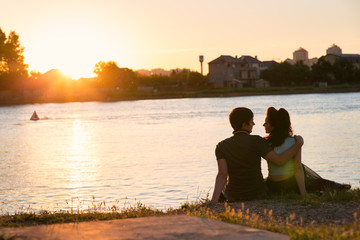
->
[[208, 55, 273, 88]]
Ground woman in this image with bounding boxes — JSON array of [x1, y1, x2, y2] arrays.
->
[[263, 107, 351, 195]]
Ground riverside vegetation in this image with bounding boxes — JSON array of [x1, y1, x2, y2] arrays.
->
[[1, 26, 360, 107], [2, 83, 360, 106], [1, 188, 359, 240]]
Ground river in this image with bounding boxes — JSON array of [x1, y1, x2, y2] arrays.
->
[[1, 92, 359, 213]]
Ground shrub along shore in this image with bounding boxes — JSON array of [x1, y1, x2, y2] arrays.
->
[[0, 84, 359, 106], [1, 188, 359, 239]]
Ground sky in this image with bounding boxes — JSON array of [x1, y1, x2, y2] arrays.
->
[[1, 0, 359, 79]]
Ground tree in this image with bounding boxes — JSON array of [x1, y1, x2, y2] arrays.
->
[[292, 62, 311, 85], [0, 28, 28, 90], [312, 56, 358, 84], [173, 69, 207, 89], [261, 61, 294, 86], [0, 29, 6, 72], [332, 57, 355, 84], [94, 61, 136, 89], [311, 57, 333, 83], [187, 71, 207, 89]]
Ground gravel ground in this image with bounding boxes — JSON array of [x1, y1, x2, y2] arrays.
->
[[207, 199, 360, 226]]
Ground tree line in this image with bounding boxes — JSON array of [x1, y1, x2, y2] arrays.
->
[[1, 26, 359, 94], [93, 61, 207, 91], [0, 27, 207, 92], [261, 58, 360, 87]]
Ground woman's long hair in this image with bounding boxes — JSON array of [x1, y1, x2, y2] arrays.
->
[[265, 107, 293, 147]]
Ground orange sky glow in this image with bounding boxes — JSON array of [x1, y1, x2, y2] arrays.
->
[[1, 0, 359, 79]]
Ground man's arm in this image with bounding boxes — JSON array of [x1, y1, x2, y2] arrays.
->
[[264, 135, 304, 166], [210, 158, 228, 204]]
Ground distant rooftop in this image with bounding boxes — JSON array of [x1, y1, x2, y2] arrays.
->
[[327, 53, 360, 63], [262, 60, 278, 68], [239, 55, 262, 64], [208, 55, 241, 64], [208, 55, 262, 64]]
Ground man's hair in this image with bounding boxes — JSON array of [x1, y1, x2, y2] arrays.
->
[[229, 107, 253, 131]]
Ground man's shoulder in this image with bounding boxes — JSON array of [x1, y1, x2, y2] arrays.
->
[[217, 134, 265, 145], [249, 134, 263, 139], [216, 136, 232, 147], [249, 134, 267, 142]]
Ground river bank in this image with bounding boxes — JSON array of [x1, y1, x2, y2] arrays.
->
[[1, 189, 360, 239], [1, 85, 359, 106]]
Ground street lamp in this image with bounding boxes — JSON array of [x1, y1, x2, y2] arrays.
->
[[199, 55, 204, 76]]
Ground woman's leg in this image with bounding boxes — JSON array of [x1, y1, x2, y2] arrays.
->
[[303, 164, 351, 192]]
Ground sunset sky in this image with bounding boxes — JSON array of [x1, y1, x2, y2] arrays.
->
[[1, 0, 359, 79]]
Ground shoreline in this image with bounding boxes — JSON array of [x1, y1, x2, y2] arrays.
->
[[0, 86, 359, 106], [1, 190, 359, 239]]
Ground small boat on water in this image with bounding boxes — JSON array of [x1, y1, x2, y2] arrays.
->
[[30, 111, 39, 120]]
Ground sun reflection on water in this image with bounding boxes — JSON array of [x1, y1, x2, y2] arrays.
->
[[65, 119, 97, 206]]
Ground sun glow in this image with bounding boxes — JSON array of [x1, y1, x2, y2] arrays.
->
[[24, 17, 133, 80]]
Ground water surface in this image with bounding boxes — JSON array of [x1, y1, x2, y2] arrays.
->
[[1, 92, 359, 213]]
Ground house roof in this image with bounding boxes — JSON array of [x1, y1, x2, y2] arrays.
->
[[342, 54, 360, 63], [239, 55, 262, 64], [208, 55, 262, 64], [208, 55, 241, 64], [327, 54, 360, 63], [262, 60, 278, 68]]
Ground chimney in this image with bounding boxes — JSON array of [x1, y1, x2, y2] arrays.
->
[[255, 56, 258, 60]]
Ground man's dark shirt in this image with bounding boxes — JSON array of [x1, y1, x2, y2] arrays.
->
[[215, 133, 272, 200]]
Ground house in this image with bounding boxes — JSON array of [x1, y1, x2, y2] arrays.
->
[[323, 53, 360, 69], [208, 55, 241, 87], [238, 55, 262, 83], [208, 55, 270, 88]]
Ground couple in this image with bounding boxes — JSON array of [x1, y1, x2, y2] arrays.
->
[[210, 107, 350, 204]]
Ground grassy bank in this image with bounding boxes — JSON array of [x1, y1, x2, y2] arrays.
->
[[182, 189, 360, 240], [1, 188, 359, 239]]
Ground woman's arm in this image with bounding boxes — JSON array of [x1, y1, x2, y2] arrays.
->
[[294, 148, 307, 196], [210, 158, 228, 204]]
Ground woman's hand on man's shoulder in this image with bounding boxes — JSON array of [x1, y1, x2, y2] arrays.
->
[[294, 135, 304, 146]]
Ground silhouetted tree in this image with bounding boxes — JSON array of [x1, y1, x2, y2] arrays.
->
[[0, 28, 28, 90], [311, 57, 333, 83], [312, 56, 359, 84], [171, 69, 207, 89], [332, 58, 355, 84], [292, 62, 311, 85], [94, 61, 136, 89], [26, 71, 43, 91], [261, 61, 294, 86]]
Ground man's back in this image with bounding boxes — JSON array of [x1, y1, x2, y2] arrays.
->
[[215, 132, 272, 200]]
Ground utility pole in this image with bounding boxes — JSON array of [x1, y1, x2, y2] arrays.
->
[[199, 55, 204, 75]]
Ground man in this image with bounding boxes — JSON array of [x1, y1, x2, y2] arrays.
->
[[210, 107, 303, 203]]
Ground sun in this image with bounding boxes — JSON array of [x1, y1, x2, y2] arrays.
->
[[46, 20, 100, 80], [25, 17, 125, 80]]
